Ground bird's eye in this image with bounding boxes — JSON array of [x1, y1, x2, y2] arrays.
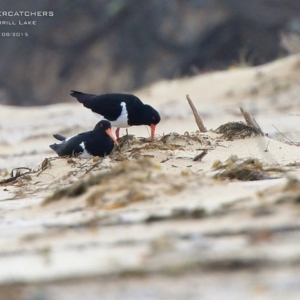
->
[[152, 116, 155, 120]]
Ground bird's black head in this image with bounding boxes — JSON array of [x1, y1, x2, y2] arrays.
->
[[143, 105, 161, 126], [94, 120, 118, 145], [94, 120, 112, 131]]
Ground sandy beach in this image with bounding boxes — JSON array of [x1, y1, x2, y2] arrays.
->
[[1, 54, 300, 299]]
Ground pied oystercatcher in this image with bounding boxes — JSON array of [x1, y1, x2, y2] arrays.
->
[[49, 120, 117, 158], [70, 90, 161, 140]]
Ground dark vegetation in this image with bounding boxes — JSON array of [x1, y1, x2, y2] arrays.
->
[[0, 0, 300, 105]]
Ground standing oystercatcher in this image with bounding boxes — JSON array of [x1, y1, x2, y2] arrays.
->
[[70, 90, 161, 140], [49, 120, 117, 158]]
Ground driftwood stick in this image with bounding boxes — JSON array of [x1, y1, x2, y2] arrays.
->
[[186, 95, 207, 132], [193, 150, 208, 161], [240, 107, 264, 136], [0, 167, 32, 186], [272, 124, 296, 145]]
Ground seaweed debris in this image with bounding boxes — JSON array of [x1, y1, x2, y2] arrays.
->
[[0, 167, 33, 185], [42, 158, 160, 206], [215, 122, 262, 140], [275, 176, 300, 204], [213, 155, 285, 181], [215, 107, 264, 140]]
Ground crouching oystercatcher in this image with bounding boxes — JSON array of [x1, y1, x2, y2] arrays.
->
[[49, 120, 117, 158], [70, 90, 161, 140]]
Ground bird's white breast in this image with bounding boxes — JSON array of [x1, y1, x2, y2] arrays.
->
[[78, 141, 93, 158], [94, 102, 129, 128]]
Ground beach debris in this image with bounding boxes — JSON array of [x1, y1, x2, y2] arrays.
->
[[42, 158, 160, 206], [215, 121, 262, 140], [160, 132, 195, 147], [112, 152, 129, 161], [215, 107, 264, 140], [160, 132, 213, 148], [193, 150, 208, 162], [0, 167, 32, 185], [275, 176, 300, 203], [271, 124, 298, 146], [86, 185, 150, 209], [67, 156, 106, 176], [240, 107, 264, 136], [213, 155, 284, 181], [114, 134, 136, 152], [85, 157, 104, 174], [42, 181, 88, 205], [186, 95, 207, 132], [0, 169, 9, 177], [258, 176, 300, 204], [36, 158, 52, 177]]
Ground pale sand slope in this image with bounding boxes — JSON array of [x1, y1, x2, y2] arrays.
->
[[0, 54, 300, 299]]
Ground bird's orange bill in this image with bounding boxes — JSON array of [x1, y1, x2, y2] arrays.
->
[[150, 123, 157, 141], [105, 128, 119, 145]]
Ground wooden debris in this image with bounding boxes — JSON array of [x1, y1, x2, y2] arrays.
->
[[271, 124, 297, 146], [186, 95, 207, 132], [193, 150, 208, 161], [240, 107, 264, 136]]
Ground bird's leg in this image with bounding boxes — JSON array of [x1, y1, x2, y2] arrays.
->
[[114, 127, 121, 152], [115, 128, 120, 139], [125, 129, 130, 148]]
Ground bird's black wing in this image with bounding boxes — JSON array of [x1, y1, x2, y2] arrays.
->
[[70, 90, 96, 104], [53, 134, 66, 141], [50, 132, 89, 156], [70, 91, 142, 121]]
